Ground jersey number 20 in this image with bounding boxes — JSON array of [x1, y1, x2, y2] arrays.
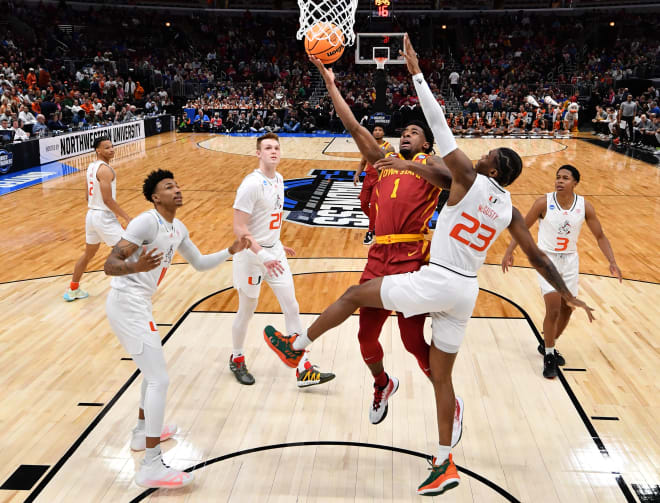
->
[[449, 212, 496, 252]]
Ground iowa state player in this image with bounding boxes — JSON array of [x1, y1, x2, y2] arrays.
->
[[265, 38, 595, 497], [104, 169, 250, 489], [353, 125, 395, 244], [502, 165, 621, 378], [231, 133, 335, 388]]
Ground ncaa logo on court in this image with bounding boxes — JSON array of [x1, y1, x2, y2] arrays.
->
[[0, 150, 13, 175], [283, 170, 441, 229]]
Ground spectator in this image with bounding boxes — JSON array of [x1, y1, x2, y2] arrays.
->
[[18, 105, 36, 125], [48, 112, 67, 132], [32, 114, 49, 136], [12, 119, 30, 141]]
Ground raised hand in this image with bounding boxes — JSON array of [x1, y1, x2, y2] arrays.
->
[[400, 33, 422, 75], [308, 55, 335, 86], [374, 156, 409, 172], [135, 246, 163, 272]]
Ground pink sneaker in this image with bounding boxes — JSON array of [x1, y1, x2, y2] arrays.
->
[[135, 458, 193, 489]]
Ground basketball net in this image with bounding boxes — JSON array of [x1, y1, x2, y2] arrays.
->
[[297, 0, 359, 46], [374, 57, 387, 70]]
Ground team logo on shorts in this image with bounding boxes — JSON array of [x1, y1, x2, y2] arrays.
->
[[248, 275, 262, 285], [283, 170, 441, 229]]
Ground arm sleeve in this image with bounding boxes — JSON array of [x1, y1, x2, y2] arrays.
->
[[122, 212, 158, 246], [412, 73, 458, 157], [233, 176, 258, 215], [178, 228, 231, 271]]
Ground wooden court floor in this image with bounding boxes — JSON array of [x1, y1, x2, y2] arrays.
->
[[0, 132, 658, 502]]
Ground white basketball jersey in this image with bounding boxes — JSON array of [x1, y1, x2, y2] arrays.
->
[[538, 192, 585, 254], [87, 160, 116, 211], [430, 174, 513, 276], [233, 170, 284, 246], [110, 209, 187, 297]]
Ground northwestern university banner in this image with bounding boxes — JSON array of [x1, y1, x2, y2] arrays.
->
[[38, 120, 145, 164]]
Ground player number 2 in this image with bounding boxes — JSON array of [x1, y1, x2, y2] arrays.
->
[[555, 237, 569, 251], [269, 212, 282, 230], [88, 181, 93, 196], [390, 178, 400, 199], [449, 212, 496, 252]]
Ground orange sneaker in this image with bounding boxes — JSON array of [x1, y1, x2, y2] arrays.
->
[[417, 454, 460, 496], [263, 325, 304, 368]]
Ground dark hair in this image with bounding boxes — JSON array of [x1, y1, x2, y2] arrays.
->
[[142, 169, 174, 202], [403, 120, 435, 154], [495, 147, 523, 186], [93, 135, 110, 149], [256, 132, 279, 150], [557, 164, 580, 182]]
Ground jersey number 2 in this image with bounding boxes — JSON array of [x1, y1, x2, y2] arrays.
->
[[449, 212, 496, 252], [269, 212, 282, 230], [88, 181, 93, 196]]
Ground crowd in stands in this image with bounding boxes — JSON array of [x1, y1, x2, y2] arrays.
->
[[1, 1, 658, 147]]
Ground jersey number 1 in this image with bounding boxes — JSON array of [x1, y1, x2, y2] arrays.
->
[[449, 212, 496, 252], [269, 212, 282, 230]]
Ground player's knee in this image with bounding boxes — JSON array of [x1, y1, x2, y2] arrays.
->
[[146, 371, 170, 392], [342, 284, 362, 304]]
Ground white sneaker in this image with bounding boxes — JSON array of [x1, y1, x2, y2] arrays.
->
[[369, 375, 399, 424], [131, 423, 178, 451], [451, 396, 464, 448], [63, 288, 89, 301], [135, 457, 193, 489]]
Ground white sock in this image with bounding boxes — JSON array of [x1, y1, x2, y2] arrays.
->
[[292, 328, 312, 351], [545, 346, 555, 355], [135, 418, 146, 431], [435, 445, 451, 464], [232, 351, 244, 360], [297, 352, 309, 373], [144, 445, 162, 465]]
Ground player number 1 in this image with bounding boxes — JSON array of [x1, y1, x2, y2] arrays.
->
[[390, 178, 400, 199]]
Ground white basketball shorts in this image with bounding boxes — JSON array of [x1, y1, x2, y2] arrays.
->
[[86, 209, 123, 246], [538, 251, 579, 297], [106, 288, 161, 355], [232, 241, 294, 299], [380, 263, 479, 354]]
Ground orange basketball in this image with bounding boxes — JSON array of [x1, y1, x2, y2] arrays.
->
[[304, 22, 345, 64]]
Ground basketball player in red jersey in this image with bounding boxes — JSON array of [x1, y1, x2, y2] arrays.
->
[[353, 126, 395, 245], [266, 36, 594, 497], [265, 54, 465, 436]]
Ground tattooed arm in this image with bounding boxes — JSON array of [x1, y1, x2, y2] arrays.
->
[[508, 207, 595, 322], [104, 239, 163, 276]]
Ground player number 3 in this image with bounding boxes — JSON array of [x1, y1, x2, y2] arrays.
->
[[449, 212, 496, 252]]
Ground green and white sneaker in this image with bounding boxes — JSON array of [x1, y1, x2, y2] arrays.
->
[[63, 288, 89, 302]]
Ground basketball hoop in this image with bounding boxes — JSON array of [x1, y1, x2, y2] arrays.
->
[[297, 0, 359, 46], [374, 56, 387, 70]]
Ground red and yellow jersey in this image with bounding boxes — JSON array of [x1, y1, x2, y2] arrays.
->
[[364, 140, 392, 181], [374, 152, 441, 237]]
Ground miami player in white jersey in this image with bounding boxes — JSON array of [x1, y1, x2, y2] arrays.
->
[[103, 169, 250, 489], [63, 136, 131, 301], [231, 132, 334, 387], [264, 35, 594, 497], [502, 164, 622, 378]]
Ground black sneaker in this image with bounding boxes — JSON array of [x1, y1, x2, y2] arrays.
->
[[543, 352, 558, 379], [363, 230, 374, 245], [229, 355, 255, 385], [537, 343, 566, 366]]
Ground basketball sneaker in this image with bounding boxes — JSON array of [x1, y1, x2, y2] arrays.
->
[[229, 355, 255, 385], [363, 230, 374, 245], [135, 457, 193, 489], [451, 396, 464, 448], [131, 423, 179, 451], [296, 361, 335, 388], [369, 374, 399, 424], [543, 352, 558, 379], [417, 454, 460, 496], [63, 288, 89, 302], [263, 325, 304, 368], [537, 343, 565, 366]]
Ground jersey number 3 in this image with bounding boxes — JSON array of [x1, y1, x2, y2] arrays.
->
[[449, 212, 496, 252], [554, 237, 569, 251], [269, 212, 283, 230]]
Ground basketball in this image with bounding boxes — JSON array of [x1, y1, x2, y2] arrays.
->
[[304, 22, 345, 64]]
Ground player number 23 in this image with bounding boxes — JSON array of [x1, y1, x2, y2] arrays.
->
[[449, 212, 496, 252], [269, 212, 283, 230]]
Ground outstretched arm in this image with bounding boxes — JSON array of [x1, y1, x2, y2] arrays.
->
[[402, 34, 475, 192], [508, 207, 595, 321], [309, 56, 384, 165], [178, 235, 250, 271], [584, 201, 622, 282], [374, 155, 452, 189]]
